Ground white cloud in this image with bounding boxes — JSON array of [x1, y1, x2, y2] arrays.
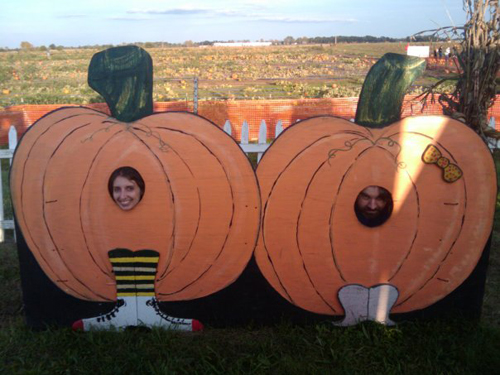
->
[[127, 7, 211, 15], [56, 14, 88, 19], [255, 15, 357, 23], [107, 15, 153, 21], [126, 6, 357, 24]]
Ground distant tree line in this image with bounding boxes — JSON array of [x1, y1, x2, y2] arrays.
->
[[0, 35, 445, 52], [280, 35, 443, 45]]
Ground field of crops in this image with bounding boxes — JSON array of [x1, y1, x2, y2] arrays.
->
[[0, 42, 458, 109]]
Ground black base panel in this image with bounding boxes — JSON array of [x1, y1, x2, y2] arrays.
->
[[16, 220, 490, 329]]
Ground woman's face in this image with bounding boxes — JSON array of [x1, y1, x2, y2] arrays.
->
[[112, 176, 141, 211]]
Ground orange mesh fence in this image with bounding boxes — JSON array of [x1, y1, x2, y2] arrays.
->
[[2, 95, 499, 144], [197, 98, 360, 140]]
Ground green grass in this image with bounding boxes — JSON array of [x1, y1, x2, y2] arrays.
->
[[0, 316, 499, 373], [0, 316, 499, 374]]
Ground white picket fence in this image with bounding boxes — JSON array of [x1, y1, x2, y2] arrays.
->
[[223, 119, 283, 162], [0, 126, 18, 242]]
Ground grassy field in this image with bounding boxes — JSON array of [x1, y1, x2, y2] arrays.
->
[[0, 42, 457, 108], [0, 42, 498, 374]]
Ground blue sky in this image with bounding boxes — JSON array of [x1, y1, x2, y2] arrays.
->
[[0, 0, 466, 48]]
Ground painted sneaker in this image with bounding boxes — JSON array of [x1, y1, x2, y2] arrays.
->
[[136, 296, 203, 331], [72, 296, 137, 331]]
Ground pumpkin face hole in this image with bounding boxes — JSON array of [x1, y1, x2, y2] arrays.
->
[[107, 166, 146, 211], [354, 185, 393, 228]]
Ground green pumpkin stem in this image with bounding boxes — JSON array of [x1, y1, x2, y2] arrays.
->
[[88, 46, 153, 122], [355, 53, 426, 128]]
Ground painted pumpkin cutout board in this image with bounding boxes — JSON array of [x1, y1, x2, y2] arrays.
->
[[11, 46, 261, 330], [255, 54, 496, 325], [255, 115, 495, 324], [11, 48, 495, 329]]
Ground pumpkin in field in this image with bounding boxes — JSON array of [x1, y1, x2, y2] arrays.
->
[[255, 115, 495, 323]]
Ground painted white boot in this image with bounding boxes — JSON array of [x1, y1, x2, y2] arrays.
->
[[333, 284, 399, 326], [367, 284, 398, 326], [136, 296, 203, 331], [73, 249, 203, 332], [333, 284, 369, 326], [72, 296, 138, 331]]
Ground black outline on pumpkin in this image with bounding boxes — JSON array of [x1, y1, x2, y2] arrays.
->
[[258, 118, 469, 314], [12, 107, 260, 303]]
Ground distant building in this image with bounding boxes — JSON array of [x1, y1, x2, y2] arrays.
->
[[213, 42, 272, 47], [406, 46, 430, 58]]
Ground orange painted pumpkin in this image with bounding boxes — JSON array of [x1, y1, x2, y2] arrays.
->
[[255, 115, 496, 315], [10, 107, 260, 302]]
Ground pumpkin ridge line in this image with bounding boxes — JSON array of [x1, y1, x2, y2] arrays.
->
[[17, 111, 107, 219], [439, 204, 467, 265], [296, 158, 339, 314], [132, 129, 202, 276], [69, 129, 138, 301], [329, 144, 403, 283], [395, 264, 442, 308], [341, 129, 372, 137], [395, 204, 466, 309], [373, 136, 403, 161], [393, 147, 467, 310], [262, 134, 331, 208], [145, 125, 255, 297], [260, 135, 333, 304], [382, 130, 462, 164], [122, 130, 176, 278], [81, 119, 172, 153], [140, 128, 219, 281], [52, 111, 108, 125], [388, 167, 420, 282], [10, 109, 106, 166], [81, 120, 122, 144], [130, 121, 170, 152], [76, 129, 139, 290], [24, 121, 102, 301], [156, 132, 237, 298], [364, 126, 374, 137], [327, 136, 372, 165], [328, 149, 370, 283], [14, 114, 105, 300]]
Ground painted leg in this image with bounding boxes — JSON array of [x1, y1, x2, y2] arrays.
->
[[333, 284, 369, 326], [133, 251, 203, 331], [367, 284, 398, 325], [73, 249, 203, 332], [73, 249, 143, 331]]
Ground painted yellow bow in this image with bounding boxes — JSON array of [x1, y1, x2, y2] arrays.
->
[[422, 144, 463, 183]]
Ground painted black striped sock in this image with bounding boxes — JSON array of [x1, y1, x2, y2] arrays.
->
[[132, 250, 159, 297], [108, 249, 159, 298]]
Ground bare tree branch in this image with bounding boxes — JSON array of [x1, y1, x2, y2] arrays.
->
[[414, 0, 500, 144]]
